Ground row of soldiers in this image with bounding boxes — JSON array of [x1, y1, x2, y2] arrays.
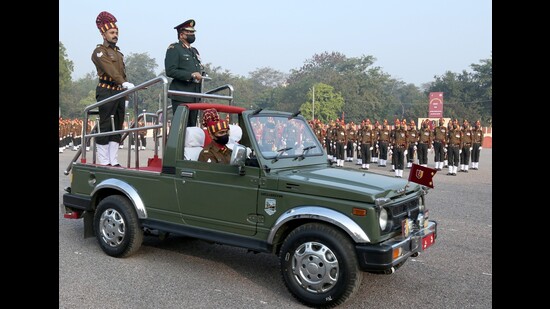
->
[[308, 117, 484, 177], [59, 117, 148, 153]]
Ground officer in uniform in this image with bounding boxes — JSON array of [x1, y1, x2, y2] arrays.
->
[[91, 11, 134, 166], [417, 119, 433, 167], [377, 119, 391, 167], [372, 120, 380, 164], [471, 120, 484, 170], [358, 119, 375, 170], [334, 121, 347, 167], [198, 109, 232, 163], [138, 119, 147, 150], [165, 19, 204, 125], [433, 117, 447, 171], [406, 120, 419, 168], [345, 122, 356, 162], [446, 120, 462, 175], [392, 119, 408, 178], [459, 119, 473, 172]]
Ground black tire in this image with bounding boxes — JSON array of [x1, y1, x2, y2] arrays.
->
[[93, 195, 143, 258], [279, 222, 362, 308]]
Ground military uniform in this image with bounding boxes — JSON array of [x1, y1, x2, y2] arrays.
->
[[198, 142, 232, 164], [417, 120, 433, 167], [392, 120, 408, 177], [470, 121, 484, 170], [459, 121, 473, 172], [446, 122, 462, 175], [358, 120, 376, 170], [334, 122, 347, 167], [377, 120, 391, 167], [92, 11, 133, 166], [433, 118, 447, 171], [198, 108, 232, 163], [406, 120, 419, 168], [138, 120, 147, 150], [165, 19, 203, 126], [345, 123, 356, 162]]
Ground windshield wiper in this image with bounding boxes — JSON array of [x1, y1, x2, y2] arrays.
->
[[271, 147, 293, 163], [293, 145, 317, 161]]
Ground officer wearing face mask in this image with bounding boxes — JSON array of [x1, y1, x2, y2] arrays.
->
[[165, 19, 204, 126], [198, 109, 232, 163]]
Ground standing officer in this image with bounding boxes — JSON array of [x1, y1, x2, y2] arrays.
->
[[406, 120, 419, 169], [165, 19, 204, 125], [417, 119, 433, 167], [377, 119, 391, 167], [345, 121, 357, 162], [392, 119, 408, 178], [446, 120, 462, 176], [92, 11, 134, 166], [334, 121, 347, 167], [471, 120, 484, 170], [432, 117, 447, 171], [459, 119, 473, 172], [359, 119, 376, 170]]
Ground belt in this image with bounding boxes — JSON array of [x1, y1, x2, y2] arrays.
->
[[420, 141, 430, 144], [98, 83, 123, 90]]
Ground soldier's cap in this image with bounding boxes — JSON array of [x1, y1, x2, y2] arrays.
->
[[439, 117, 445, 123], [96, 11, 118, 34], [175, 19, 196, 33], [395, 119, 400, 125], [202, 108, 228, 135]]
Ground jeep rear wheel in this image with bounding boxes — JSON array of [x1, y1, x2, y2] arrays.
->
[[93, 195, 143, 258], [279, 222, 362, 308]]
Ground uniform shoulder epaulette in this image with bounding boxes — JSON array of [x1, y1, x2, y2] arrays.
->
[[203, 150, 210, 153], [96, 44, 102, 48], [167, 43, 177, 49]]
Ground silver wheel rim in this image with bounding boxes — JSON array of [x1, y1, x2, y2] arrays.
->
[[99, 208, 126, 247], [291, 241, 339, 293]]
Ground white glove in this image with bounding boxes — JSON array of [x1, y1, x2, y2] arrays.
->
[[388, 150, 393, 155], [459, 149, 462, 154], [357, 146, 361, 150], [404, 150, 408, 156], [376, 143, 379, 148], [369, 146, 373, 150], [390, 145, 393, 150], [444, 147, 448, 153], [122, 82, 135, 89], [479, 147, 482, 151], [413, 146, 417, 150], [415, 142, 418, 145], [353, 142, 357, 147], [469, 147, 473, 151], [344, 146, 347, 150]]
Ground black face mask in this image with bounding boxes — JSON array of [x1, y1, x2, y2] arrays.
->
[[215, 134, 229, 145], [186, 34, 196, 44]]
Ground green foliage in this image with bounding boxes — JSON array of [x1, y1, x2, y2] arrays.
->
[[300, 83, 344, 123]]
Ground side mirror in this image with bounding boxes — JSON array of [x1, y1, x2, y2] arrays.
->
[[230, 144, 247, 175]]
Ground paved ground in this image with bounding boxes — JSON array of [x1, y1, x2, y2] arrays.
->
[[59, 142, 492, 308]]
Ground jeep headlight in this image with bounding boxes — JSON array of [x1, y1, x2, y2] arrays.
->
[[379, 207, 388, 231]]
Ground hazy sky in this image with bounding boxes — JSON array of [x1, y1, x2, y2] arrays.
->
[[59, 0, 492, 86]]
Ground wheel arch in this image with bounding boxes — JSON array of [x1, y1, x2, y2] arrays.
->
[[268, 206, 370, 253], [91, 178, 148, 219]]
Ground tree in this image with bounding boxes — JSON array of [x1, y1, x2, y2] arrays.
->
[[300, 83, 344, 123], [59, 41, 74, 117]]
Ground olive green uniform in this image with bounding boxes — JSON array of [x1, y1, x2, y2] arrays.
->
[[164, 40, 202, 125]]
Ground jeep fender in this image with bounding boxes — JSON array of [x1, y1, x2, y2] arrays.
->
[[91, 178, 148, 219], [267, 206, 370, 244]]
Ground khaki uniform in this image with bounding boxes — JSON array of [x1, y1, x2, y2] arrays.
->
[[446, 127, 462, 175], [471, 125, 484, 169], [433, 124, 447, 170], [417, 125, 433, 166], [198, 143, 232, 164], [460, 126, 473, 172], [392, 127, 408, 176]]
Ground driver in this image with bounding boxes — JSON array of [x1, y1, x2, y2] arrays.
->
[[198, 108, 232, 163]]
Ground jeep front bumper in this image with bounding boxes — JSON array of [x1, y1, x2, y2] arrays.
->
[[355, 220, 437, 272]]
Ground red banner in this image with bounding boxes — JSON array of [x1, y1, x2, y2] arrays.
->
[[408, 163, 437, 188], [428, 92, 444, 118]]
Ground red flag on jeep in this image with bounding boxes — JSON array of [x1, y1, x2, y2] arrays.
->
[[408, 163, 437, 188]]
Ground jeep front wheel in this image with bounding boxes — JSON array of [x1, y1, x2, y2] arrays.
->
[[93, 195, 143, 258], [279, 222, 362, 308]]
